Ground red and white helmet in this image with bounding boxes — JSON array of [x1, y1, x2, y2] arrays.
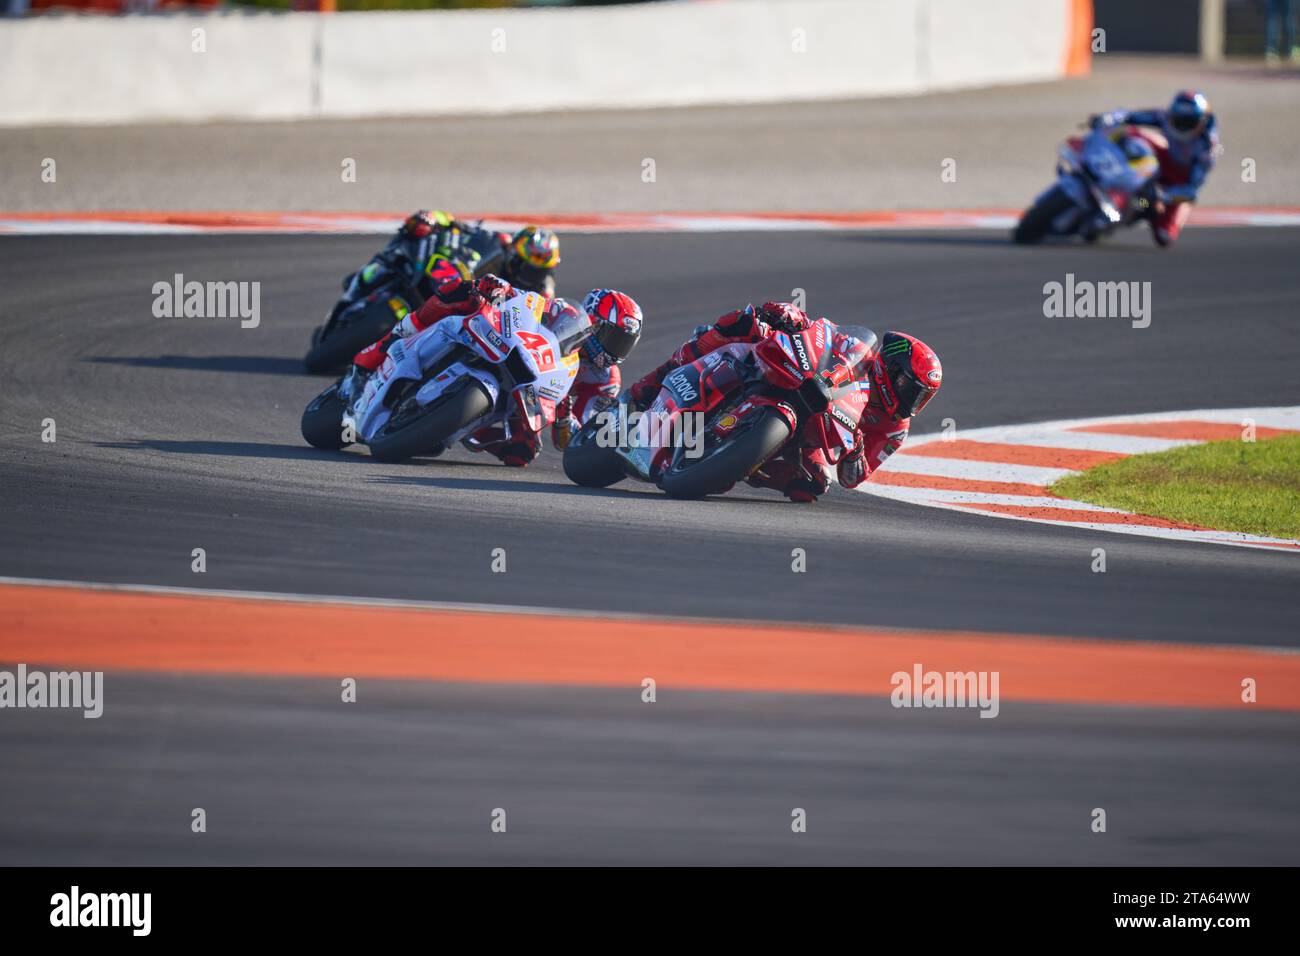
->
[[870, 331, 942, 419], [580, 288, 643, 368]]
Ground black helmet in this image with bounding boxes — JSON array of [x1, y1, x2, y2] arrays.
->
[[1167, 89, 1210, 141]]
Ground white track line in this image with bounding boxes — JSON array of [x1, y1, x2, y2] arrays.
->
[[2, 207, 1299, 236], [880, 454, 1072, 486], [973, 431, 1197, 454]]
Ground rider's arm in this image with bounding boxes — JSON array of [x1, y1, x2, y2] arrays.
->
[[839, 422, 909, 489], [1092, 108, 1160, 129], [353, 272, 494, 371], [404, 267, 498, 333]]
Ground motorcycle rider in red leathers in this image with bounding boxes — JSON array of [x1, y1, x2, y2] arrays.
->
[[352, 269, 643, 466], [627, 302, 942, 502], [1088, 89, 1219, 247]]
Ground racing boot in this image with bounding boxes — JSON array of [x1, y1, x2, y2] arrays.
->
[[462, 423, 539, 467]]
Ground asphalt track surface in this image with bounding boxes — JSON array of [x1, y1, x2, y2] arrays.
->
[[2, 226, 1299, 864], [5, 57, 1299, 213]]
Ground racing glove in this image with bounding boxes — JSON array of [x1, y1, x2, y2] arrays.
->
[[759, 301, 811, 334], [474, 275, 514, 305], [1087, 110, 1125, 130], [837, 435, 868, 490]]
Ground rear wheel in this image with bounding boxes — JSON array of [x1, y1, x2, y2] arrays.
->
[[304, 304, 398, 375], [367, 379, 494, 464], [300, 382, 350, 450], [659, 408, 791, 500], [1013, 185, 1076, 244], [563, 416, 627, 488]]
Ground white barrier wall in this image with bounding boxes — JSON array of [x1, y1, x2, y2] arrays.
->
[[0, 13, 318, 125], [0, 0, 1086, 127]]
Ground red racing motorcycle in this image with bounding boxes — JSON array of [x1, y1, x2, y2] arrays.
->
[[563, 318, 877, 499]]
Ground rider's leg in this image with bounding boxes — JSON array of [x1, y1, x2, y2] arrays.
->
[[1150, 200, 1192, 248], [462, 420, 541, 467]]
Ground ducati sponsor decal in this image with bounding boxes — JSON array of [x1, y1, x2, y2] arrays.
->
[[790, 334, 812, 372], [830, 405, 858, 432], [665, 369, 700, 405]]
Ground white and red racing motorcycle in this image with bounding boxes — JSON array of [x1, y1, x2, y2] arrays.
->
[[301, 291, 586, 463]]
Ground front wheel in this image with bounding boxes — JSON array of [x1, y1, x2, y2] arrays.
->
[[367, 379, 494, 464], [659, 408, 791, 500], [301, 382, 350, 450], [1013, 184, 1076, 245], [563, 416, 627, 488]]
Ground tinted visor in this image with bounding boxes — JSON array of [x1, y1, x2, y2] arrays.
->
[[594, 322, 640, 363], [1170, 111, 1200, 132], [890, 365, 938, 419], [508, 257, 553, 292], [545, 300, 593, 355]]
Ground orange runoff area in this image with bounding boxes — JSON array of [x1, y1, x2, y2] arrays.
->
[[1, 583, 1295, 711]]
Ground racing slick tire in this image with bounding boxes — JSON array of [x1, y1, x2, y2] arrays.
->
[[1013, 185, 1075, 245], [563, 417, 627, 488], [659, 408, 791, 500], [367, 379, 493, 464], [301, 382, 351, 451]]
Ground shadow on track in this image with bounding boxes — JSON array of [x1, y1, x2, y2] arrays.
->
[[366, 473, 652, 499], [845, 233, 1015, 247], [367, 472, 790, 506], [837, 231, 1161, 252], [86, 355, 305, 375], [95, 439, 367, 462]]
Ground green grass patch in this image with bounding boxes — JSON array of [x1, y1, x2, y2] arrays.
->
[[1050, 433, 1300, 539]]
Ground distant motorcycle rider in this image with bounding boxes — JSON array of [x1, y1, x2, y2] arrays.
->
[[334, 211, 561, 323], [351, 270, 642, 466], [1089, 89, 1219, 247], [627, 302, 942, 502]]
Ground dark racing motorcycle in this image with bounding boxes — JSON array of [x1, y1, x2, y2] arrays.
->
[[1014, 124, 1164, 244], [303, 278, 423, 375], [563, 319, 877, 499], [303, 224, 513, 374]]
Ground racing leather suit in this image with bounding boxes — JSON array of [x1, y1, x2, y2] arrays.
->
[[337, 211, 554, 318], [628, 302, 910, 502], [1093, 109, 1219, 246], [352, 272, 612, 466]]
